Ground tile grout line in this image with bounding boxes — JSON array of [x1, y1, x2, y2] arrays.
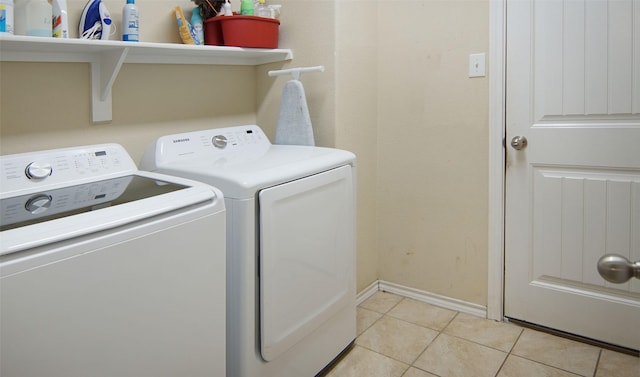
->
[[347, 343, 410, 368], [385, 312, 457, 334], [506, 326, 525, 354], [492, 354, 509, 377], [591, 349, 602, 377], [441, 310, 461, 331], [492, 327, 524, 377], [406, 310, 461, 376], [387, 296, 405, 313], [408, 329, 445, 376], [357, 307, 385, 338]]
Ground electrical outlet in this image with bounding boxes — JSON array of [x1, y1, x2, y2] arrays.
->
[[469, 53, 486, 78]]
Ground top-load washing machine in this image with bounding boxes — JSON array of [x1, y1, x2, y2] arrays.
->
[[140, 125, 356, 377], [1, 144, 226, 377]]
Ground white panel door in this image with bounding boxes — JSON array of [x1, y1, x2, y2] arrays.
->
[[258, 165, 355, 361], [505, 0, 640, 350]]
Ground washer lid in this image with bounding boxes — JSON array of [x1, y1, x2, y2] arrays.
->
[[1, 175, 188, 232], [0, 171, 223, 256]]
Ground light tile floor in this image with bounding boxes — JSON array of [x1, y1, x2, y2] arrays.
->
[[322, 292, 640, 377]]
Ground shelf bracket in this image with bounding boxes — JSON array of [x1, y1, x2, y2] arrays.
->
[[90, 47, 130, 123]]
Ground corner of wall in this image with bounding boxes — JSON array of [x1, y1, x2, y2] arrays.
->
[[334, 0, 380, 293]]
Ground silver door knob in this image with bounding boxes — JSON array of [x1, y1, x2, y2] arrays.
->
[[510, 136, 528, 150], [597, 254, 640, 284]]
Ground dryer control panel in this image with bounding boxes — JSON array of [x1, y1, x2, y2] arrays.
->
[[207, 126, 269, 150], [147, 125, 272, 167], [0, 144, 137, 195]]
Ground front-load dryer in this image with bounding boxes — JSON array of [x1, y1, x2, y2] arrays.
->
[[140, 125, 356, 377], [0, 144, 226, 377]]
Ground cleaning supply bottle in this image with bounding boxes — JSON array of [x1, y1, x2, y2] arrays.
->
[[222, 0, 232, 16], [51, 0, 68, 38], [255, 0, 269, 17], [121, 0, 138, 42], [190, 7, 203, 45], [268, 4, 281, 19], [174, 6, 196, 44], [240, 0, 253, 15], [0, 0, 14, 34], [14, 0, 51, 37]]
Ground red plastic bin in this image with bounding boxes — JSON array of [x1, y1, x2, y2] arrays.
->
[[204, 15, 279, 49], [203, 17, 224, 46]]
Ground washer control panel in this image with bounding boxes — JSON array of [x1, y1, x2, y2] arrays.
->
[[1, 176, 132, 229], [25, 162, 53, 179], [0, 144, 137, 195]]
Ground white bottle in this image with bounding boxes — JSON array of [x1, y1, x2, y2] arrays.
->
[[122, 0, 138, 42], [51, 0, 68, 38], [222, 0, 232, 16], [0, 0, 14, 34], [255, 0, 270, 17], [14, 0, 51, 37]]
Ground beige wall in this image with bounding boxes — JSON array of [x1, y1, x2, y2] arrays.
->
[[0, 0, 490, 307], [256, 0, 337, 147], [376, 0, 490, 305], [335, 1, 380, 292]]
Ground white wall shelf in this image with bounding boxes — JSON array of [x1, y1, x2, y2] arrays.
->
[[0, 35, 293, 123]]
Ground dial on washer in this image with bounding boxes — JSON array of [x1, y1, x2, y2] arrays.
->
[[25, 162, 53, 179], [25, 194, 53, 215]]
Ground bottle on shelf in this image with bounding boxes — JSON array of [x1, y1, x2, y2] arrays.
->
[[0, 0, 14, 34], [51, 0, 69, 38], [240, 0, 253, 15], [190, 7, 203, 45], [222, 0, 232, 16], [122, 0, 138, 42], [14, 0, 51, 37], [255, 0, 270, 17]]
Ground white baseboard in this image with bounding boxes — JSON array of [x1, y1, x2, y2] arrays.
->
[[358, 280, 487, 318], [356, 280, 379, 306]]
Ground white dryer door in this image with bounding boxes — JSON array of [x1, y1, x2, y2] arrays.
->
[[259, 165, 355, 361]]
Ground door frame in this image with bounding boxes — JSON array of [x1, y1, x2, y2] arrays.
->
[[487, 0, 506, 321]]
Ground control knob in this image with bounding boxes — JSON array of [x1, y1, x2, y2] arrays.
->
[[25, 162, 53, 179], [213, 135, 228, 149], [25, 194, 53, 215]]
